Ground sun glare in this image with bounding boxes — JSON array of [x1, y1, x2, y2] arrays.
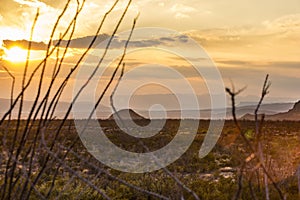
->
[[4, 46, 28, 62]]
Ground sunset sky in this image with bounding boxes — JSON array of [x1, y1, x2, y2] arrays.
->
[[0, 0, 300, 107]]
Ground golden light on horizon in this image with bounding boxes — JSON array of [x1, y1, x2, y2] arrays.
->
[[4, 46, 28, 63]]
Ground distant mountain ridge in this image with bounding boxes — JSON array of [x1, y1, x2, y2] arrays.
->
[[242, 100, 300, 121], [0, 97, 297, 120], [0, 98, 111, 119]]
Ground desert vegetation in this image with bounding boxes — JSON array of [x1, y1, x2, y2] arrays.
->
[[1, 118, 300, 199]]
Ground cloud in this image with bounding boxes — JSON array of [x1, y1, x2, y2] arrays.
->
[[216, 59, 300, 69], [105, 33, 190, 49], [170, 3, 196, 13], [0, 0, 61, 41], [0, 39, 5, 59], [186, 13, 300, 44], [3, 39, 47, 50], [184, 16, 300, 63], [158, 2, 164, 7], [53, 33, 191, 49], [0, 48, 4, 60], [53, 34, 162, 49], [38, 0, 66, 9], [0, 0, 116, 42], [0, 0, 26, 28], [159, 37, 175, 42], [53, 34, 110, 49], [0, 32, 193, 65], [170, 3, 196, 19], [263, 14, 300, 31], [174, 13, 190, 19], [175, 35, 189, 43], [14, 0, 48, 9]]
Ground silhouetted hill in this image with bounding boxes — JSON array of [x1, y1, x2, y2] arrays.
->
[[109, 109, 148, 121], [290, 100, 300, 112]]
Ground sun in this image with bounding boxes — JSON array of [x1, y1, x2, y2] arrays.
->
[[4, 46, 28, 63]]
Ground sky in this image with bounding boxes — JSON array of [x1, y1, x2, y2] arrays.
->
[[0, 0, 300, 108]]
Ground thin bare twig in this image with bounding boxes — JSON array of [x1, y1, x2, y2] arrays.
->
[[6, 9, 39, 199], [254, 75, 271, 200], [226, 75, 284, 200]]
